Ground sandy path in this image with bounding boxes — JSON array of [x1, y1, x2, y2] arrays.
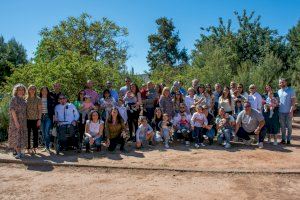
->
[[0, 164, 299, 200]]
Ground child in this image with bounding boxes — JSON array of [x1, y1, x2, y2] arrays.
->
[[215, 112, 235, 148], [136, 116, 154, 148], [82, 95, 94, 123], [177, 114, 190, 134], [265, 92, 278, 118], [99, 89, 117, 120], [234, 100, 243, 119], [158, 113, 173, 148], [191, 105, 208, 148]]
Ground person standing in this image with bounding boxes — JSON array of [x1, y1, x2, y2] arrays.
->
[[119, 77, 132, 98], [247, 84, 263, 112], [26, 85, 42, 154], [84, 80, 99, 104], [278, 78, 296, 144], [8, 84, 28, 159]]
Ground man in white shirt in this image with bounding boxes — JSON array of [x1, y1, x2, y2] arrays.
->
[[247, 84, 262, 112], [54, 94, 80, 152]]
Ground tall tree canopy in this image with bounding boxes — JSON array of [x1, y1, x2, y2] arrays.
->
[[35, 13, 129, 70], [147, 17, 188, 71], [0, 36, 27, 84]]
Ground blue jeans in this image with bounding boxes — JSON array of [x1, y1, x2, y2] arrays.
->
[[205, 128, 215, 139], [194, 127, 204, 144], [41, 114, 52, 149], [85, 136, 102, 149], [217, 129, 232, 144], [279, 112, 292, 141]]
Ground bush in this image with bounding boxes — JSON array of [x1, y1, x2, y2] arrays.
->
[[0, 94, 10, 142]]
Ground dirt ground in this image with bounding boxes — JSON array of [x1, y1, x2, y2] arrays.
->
[[0, 117, 300, 199], [0, 164, 299, 200]]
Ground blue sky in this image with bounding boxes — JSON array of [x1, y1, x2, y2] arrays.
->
[[1, 0, 299, 74]]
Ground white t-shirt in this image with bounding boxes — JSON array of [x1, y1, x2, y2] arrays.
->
[[87, 120, 104, 137], [191, 112, 208, 127]]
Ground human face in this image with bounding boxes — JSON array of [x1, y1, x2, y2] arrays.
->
[[28, 86, 36, 97], [104, 91, 110, 98], [59, 97, 67, 105], [265, 85, 271, 93], [164, 89, 170, 97], [163, 115, 169, 121], [155, 109, 162, 117], [91, 112, 99, 122], [17, 87, 25, 97], [41, 88, 48, 97], [197, 107, 203, 113], [53, 83, 61, 92], [244, 103, 251, 113], [215, 84, 221, 92], [230, 82, 236, 89], [237, 85, 243, 93], [111, 108, 119, 117], [279, 80, 286, 88], [249, 86, 256, 93], [106, 82, 112, 88], [86, 81, 93, 89], [130, 84, 137, 93], [223, 87, 229, 96], [218, 108, 225, 116], [198, 87, 204, 94], [179, 105, 186, 113], [125, 78, 131, 86]]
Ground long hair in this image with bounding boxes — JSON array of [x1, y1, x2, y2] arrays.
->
[[130, 83, 139, 96], [153, 107, 163, 121], [77, 90, 85, 101], [12, 83, 27, 98], [106, 107, 123, 124], [89, 110, 100, 121], [39, 86, 50, 98], [26, 84, 38, 99], [222, 86, 232, 106], [102, 89, 111, 98]]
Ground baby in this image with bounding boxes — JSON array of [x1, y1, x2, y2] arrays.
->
[[264, 92, 278, 118], [177, 114, 190, 133]]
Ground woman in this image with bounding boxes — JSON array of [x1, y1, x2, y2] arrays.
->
[[173, 92, 184, 114], [105, 107, 126, 152], [262, 85, 280, 145], [151, 107, 163, 132], [154, 83, 163, 107], [39, 86, 55, 153], [218, 86, 234, 114], [123, 83, 142, 140], [26, 85, 42, 154], [194, 85, 206, 106], [205, 84, 215, 111], [84, 110, 104, 152], [159, 87, 174, 118], [99, 89, 117, 120], [8, 83, 27, 159], [73, 90, 86, 145], [237, 83, 248, 100]]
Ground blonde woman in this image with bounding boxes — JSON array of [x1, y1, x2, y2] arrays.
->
[[8, 83, 28, 159], [159, 87, 174, 118], [26, 85, 42, 154]]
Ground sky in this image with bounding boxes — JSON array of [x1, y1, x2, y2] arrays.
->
[[1, 0, 299, 74]]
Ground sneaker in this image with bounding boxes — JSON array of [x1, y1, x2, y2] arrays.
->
[[243, 138, 253, 146], [267, 137, 271, 143], [199, 143, 205, 147], [287, 141, 291, 145], [46, 148, 51, 154], [233, 136, 239, 142], [258, 142, 264, 149], [222, 141, 227, 146], [224, 143, 231, 149], [164, 143, 169, 148], [194, 143, 200, 148], [273, 141, 278, 146], [185, 141, 190, 146], [280, 140, 286, 144], [203, 135, 208, 140], [15, 153, 22, 159], [41, 148, 48, 152]]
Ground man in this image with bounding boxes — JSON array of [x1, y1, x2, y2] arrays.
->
[[106, 81, 119, 102], [143, 81, 158, 122], [213, 83, 222, 117], [247, 84, 263, 112], [235, 102, 266, 148], [230, 81, 237, 96], [119, 77, 131, 97], [84, 80, 99, 104], [192, 79, 199, 92], [50, 82, 62, 106], [278, 78, 296, 144], [179, 81, 187, 96], [54, 94, 80, 152], [172, 103, 192, 146]]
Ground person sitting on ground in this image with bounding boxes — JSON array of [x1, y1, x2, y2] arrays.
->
[[235, 102, 266, 148], [105, 107, 127, 152], [172, 103, 192, 146], [136, 116, 154, 149], [215, 107, 235, 149], [84, 110, 104, 152]]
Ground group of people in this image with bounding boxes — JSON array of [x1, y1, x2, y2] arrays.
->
[[8, 77, 296, 159]]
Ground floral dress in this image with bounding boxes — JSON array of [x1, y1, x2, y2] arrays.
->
[[8, 96, 27, 149]]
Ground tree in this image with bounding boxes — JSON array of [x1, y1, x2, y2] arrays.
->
[[147, 17, 188, 71], [0, 36, 27, 84], [35, 13, 129, 70]]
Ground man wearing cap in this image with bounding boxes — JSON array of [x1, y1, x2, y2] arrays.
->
[[235, 101, 266, 148], [106, 81, 119, 102], [54, 94, 80, 151]]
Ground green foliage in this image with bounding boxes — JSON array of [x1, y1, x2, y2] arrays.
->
[[35, 13, 129, 70], [0, 36, 27, 84], [0, 95, 9, 141], [147, 17, 188, 71]]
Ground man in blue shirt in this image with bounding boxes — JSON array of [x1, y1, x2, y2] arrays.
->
[[106, 81, 119, 102], [278, 78, 296, 144]]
